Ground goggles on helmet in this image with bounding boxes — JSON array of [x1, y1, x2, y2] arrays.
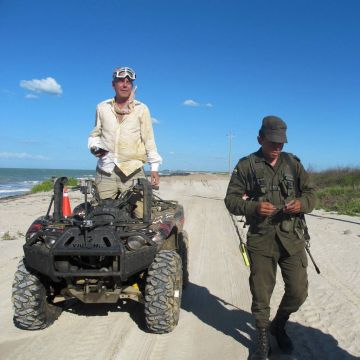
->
[[112, 67, 136, 81]]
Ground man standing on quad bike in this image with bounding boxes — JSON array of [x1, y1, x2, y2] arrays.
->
[[88, 66, 162, 216], [225, 116, 316, 359]]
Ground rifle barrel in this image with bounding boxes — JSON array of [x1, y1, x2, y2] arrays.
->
[[305, 246, 321, 274]]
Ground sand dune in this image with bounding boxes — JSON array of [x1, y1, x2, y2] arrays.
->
[[0, 174, 359, 359]]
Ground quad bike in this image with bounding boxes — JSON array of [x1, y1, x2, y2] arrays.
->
[[12, 177, 189, 333]]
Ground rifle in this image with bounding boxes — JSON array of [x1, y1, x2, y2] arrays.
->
[[277, 208, 321, 275], [230, 214, 250, 267], [301, 214, 321, 274]]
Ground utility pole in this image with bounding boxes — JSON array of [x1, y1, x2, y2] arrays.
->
[[226, 131, 234, 176]]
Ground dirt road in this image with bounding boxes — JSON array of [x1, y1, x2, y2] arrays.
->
[[0, 175, 359, 359]]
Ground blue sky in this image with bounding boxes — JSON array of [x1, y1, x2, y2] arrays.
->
[[0, 0, 359, 172]]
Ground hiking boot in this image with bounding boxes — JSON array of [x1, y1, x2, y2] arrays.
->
[[270, 313, 294, 354], [251, 327, 271, 360]]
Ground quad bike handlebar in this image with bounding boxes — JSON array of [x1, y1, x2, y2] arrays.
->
[[52, 177, 153, 225]]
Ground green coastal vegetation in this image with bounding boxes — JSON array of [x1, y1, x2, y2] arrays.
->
[[31, 177, 78, 193], [310, 167, 360, 216]]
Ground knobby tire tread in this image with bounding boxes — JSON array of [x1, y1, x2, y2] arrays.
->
[[12, 258, 61, 330], [144, 250, 182, 333]]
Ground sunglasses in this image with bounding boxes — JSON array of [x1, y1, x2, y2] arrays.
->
[[113, 67, 136, 81]]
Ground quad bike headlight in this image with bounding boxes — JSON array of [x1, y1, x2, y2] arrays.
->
[[126, 235, 147, 251], [44, 236, 57, 248]]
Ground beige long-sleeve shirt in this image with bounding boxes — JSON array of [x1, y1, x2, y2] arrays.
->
[[89, 98, 162, 176]]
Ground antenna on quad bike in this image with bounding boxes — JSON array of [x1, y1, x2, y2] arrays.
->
[[78, 179, 94, 218]]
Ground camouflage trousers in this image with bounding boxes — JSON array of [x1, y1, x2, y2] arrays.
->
[[95, 166, 145, 218], [248, 237, 308, 328]]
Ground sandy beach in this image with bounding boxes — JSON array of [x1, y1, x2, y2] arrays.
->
[[0, 174, 359, 360]]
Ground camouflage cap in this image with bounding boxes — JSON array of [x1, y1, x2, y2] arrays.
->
[[260, 115, 288, 143]]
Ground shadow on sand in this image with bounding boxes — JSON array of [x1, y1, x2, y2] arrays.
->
[[181, 282, 358, 360], [60, 283, 358, 359], [62, 298, 149, 331]]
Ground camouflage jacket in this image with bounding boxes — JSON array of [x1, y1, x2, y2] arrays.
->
[[224, 149, 316, 255]]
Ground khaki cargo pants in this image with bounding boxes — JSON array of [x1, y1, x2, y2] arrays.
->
[[95, 166, 145, 218], [248, 237, 308, 328]]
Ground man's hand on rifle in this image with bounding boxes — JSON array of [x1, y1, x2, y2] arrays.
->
[[284, 199, 301, 214], [256, 202, 277, 217]]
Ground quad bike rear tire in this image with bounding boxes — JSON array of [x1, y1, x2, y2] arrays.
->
[[144, 250, 182, 333], [178, 231, 189, 288], [12, 258, 61, 330]]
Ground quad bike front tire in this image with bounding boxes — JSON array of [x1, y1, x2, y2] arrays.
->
[[178, 231, 189, 288], [12, 258, 61, 330], [144, 250, 183, 333]]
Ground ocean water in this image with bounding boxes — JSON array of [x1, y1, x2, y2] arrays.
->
[[0, 168, 96, 198]]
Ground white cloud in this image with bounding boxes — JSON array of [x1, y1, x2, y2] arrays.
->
[[0, 152, 50, 160], [20, 77, 63, 95], [25, 93, 39, 99], [169, 151, 175, 155], [152, 117, 160, 124], [183, 99, 214, 108], [183, 99, 200, 107]]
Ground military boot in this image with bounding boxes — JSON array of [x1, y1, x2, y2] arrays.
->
[[270, 313, 294, 354], [251, 327, 271, 360]]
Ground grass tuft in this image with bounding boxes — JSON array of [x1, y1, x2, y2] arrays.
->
[[2, 231, 16, 240], [31, 177, 78, 193]]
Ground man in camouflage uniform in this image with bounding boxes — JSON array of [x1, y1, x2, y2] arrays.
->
[[224, 116, 316, 359]]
